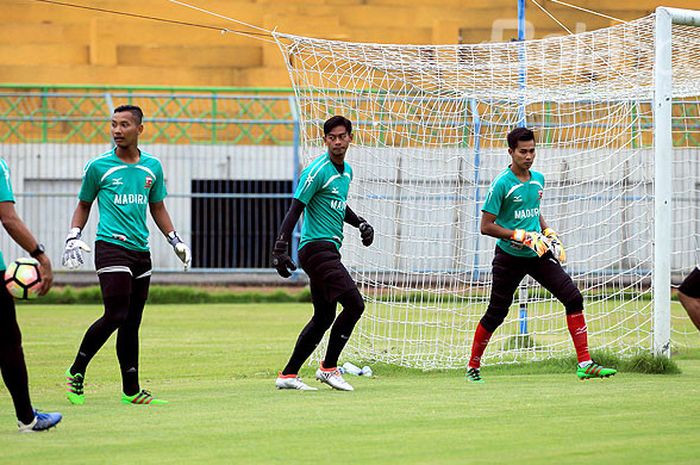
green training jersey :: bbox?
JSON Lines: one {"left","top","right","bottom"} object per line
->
{"left": 0, "top": 159, "right": 15, "bottom": 269}
{"left": 482, "top": 167, "right": 545, "bottom": 258}
{"left": 79, "top": 148, "right": 167, "bottom": 252}
{"left": 294, "top": 152, "right": 353, "bottom": 250}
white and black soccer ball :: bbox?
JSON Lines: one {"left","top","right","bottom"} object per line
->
{"left": 4, "top": 257, "right": 42, "bottom": 300}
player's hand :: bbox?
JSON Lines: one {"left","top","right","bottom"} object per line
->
{"left": 271, "top": 240, "right": 296, "bottom": 278}
{"left": 167, "top": 231, "right": 192, "bottom": 271}
{"left": 36, "top": 254, "right": 53, "bottom": 296}
{"left": 543, "top": 227, "right": 567, "bottom": 264}
{"left": 358, "top": 217, "right": 374, "bottom": 247}
{"left": 62, "top": 227, "right": 91, "bottom": 270}
{"left": 511, "top": 229, "right": 550, "bottom": 257}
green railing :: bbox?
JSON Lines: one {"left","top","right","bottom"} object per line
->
{"left": 0, "top": 84, "right": 297, "bottom": 145}
{"left": 2, "top": 84, "right": 699, "bottom": 147}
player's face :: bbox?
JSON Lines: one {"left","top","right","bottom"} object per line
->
{"left": 509, "top": 139, "right": 536, "bottom": 171}
{"left": 111, "top": 111, "right": 143, "bottom": 149}
{"left": 324, "top": 125, "right": 353, "bottom": 158}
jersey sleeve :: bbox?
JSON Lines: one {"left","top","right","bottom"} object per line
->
{"left": 78, "top": 160, "right": 100, "bottom": 202}
{"left": 149, "top": 160, "right": 167, "bottom": 203}
{"left": 481, "top": 178, "right": 503, "bottom": 216}
{"left": 0, "top": 159, "right": 15, "bottom": 203}
{"left": 293, "top": 165, "right": 321, "bottom": 205}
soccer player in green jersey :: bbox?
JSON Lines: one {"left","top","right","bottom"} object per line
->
{"left": 0, "top": 158, "right": 62, "bottom": 432}
{"left": 63, "top": 105, "right": 191, "bottom": 406}
{"left": 272, "top": 116, "right": 374, "bottom": 391}
{"left": 466, "top": 127, "right": 617, "bottom": 383}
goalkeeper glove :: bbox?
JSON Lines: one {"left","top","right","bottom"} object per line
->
{"left": 167, "top": 231, "right": 192, "bottom": 271}
{"left": 543, "top": 227, "right": 567, "bottom": 264}
{"left": 62, "top": 227, "right": 91, "bottom": 270}
{"left": 271, "top": 239, "right": 297, "bottom": 278}
{"left": 358, "top": 217, "right": 374, "bottom": 247}
{"left": 511, "top": 229, "right": 550, "bottom": 257}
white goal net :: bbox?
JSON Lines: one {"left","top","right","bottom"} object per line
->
{"left": 274, "top": 12, "right": 700, "bottom": 369}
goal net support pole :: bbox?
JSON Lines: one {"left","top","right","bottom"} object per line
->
{"left": 654, "top": 7, "right": 700, "bottom": 357}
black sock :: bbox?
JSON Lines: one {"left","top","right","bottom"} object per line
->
{"left": 70, "top": 351, "right": 90, "bottom": 376}
{"left": 70, "top": 314, "right": 122, "bottom": 376}
{"left": 121, "top": 367, "right": 139, "bottom": 396}
{"left": 282, "top": 299, "right": 336, "bottom": 375}
{"left": 71, "top": 279, "right": 132, "bottom": 376}
{"left": 323, "top": 319, "right": 353, "bottom": 368}
{"left": 116, "top": 280, "right": 147, "bottom": 396}
{"left": 282, "top": 318, "right": 332, "bottom": 375}
{"left": 323, "top": 289, "right": 365, "bottom": 368}
{"left": 0, "top": 346, "right": 35, "bottom": 424}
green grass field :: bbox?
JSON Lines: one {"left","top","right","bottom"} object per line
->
{"left": 1, "top": 303, "right": 699, "bottom": 465}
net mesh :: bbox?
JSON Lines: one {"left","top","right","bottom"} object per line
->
{"left": 274, "top": 14, "right": 700, "bottom": 369}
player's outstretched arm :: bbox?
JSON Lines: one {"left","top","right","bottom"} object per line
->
{"left": 62, "top": 201, "right": 93, "bottom": 270}
{"left": 0, "top": 201, "right": 53, "bottom": 295}
{"left": 271, "top": 199, "right": 304, "bottom": 278}
{"left": 150, "top": 200, "right": 192, "bottom": 271}
{"left": 345, "top": 206, "right": 373, "bottom": 246}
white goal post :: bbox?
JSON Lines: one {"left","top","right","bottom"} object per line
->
{"left": 654, "top": 7, "right": 700, "bottom": 357}
{"left": 274, "top": 7, "right": 700, "bottom": 368}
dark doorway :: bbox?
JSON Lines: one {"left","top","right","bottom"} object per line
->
{"left": 191, "top": 179, "right": 293, "bottom": 269}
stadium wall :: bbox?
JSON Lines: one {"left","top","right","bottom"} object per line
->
{"left": 1, "top": 143, "right": 697, "bottom": 285}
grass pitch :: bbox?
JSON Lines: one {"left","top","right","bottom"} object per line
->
{"left": 1, "top": 303, "right": 699, "bottom": 465}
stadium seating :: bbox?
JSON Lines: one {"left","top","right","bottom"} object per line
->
{"left": 0, "top": 0, "right": 693, "bottom": 87}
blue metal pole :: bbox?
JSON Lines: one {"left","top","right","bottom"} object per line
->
{"left": 518, "top": 283, "right": 529, "bottom": 335}
{"left": 470, "top": 98, "right": 483, "bottom": 283}
{"left": 517, "top": 0, "right": 527, "bottom": 127}
{"left": 517, "top": 0, "right": 529, "bottom": 336}
{"left": 518, "top": 0, "right": 526, "bottom": 41}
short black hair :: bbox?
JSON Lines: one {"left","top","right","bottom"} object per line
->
{"left": 507, "top": 127, "right": 535, "bottom": 150}
{"left": 323, "top": 116, "right": 352, "bottom": 136}
{"left": 113, "top": 105, "right": 143, "bottom": 124}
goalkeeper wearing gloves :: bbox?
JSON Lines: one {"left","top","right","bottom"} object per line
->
{"left": 63, "top": 105, "right": 190, "bottom": 406}
{"left": 465, "top": 127, "right": 615, "bottom": 384}
{"left": 272, "top": 116, "right": 373, "bottom": 392}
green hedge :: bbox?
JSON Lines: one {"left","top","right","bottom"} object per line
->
{"left": 19, "top": 285, "right": 666, "bottom": 305}
{"left": 18, "top": 285, "right": 312, "bottom": 305}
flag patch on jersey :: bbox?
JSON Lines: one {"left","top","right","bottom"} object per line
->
{"left": 144, "top": 176, "right": 153, "bottom": 189}
{"left": 538, "top": 189, "right": 543, "bottom": 199}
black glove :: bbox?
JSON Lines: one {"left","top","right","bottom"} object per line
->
{"left": 358, "top": 217, "right": 374, "bottom": 247}
{"left": 271, "top": 240, "right": 297, "bottom": 278}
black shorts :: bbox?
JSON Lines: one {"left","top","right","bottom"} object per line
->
{"left": 679, "top": 267, "right": 700, "bottom": 298}
{"left": 489, "top": 245, "right": 582, "bottom": 311}
{"left": 95, "top": 241, "right": 152, "bottom": 280}
{"left": 298, "top": 241, "right": 357, "bottom": 303}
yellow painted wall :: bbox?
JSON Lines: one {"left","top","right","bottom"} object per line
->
{"left": 1, "top": 0, "right": 697, "bottom": 87}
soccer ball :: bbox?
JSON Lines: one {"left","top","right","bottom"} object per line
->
{"left": 4, "top": 257, "right": 42, "bottom": 300}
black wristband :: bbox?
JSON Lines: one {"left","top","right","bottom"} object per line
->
{"left": 30, "top": 243, "right": 46, "bottom": 258}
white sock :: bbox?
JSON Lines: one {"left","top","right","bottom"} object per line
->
{"left": 17, "top": 416, "right": 37, "bottom": 432}
{"left": 578, "top": 360, "right": 593, "bottom": 368}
